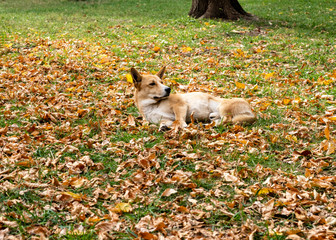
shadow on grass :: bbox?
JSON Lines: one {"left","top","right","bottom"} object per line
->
{"left": 241, "top": 0, "right": 335, "bottom": 37}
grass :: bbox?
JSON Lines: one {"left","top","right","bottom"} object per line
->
{"left": 0, "top": 0, "right": 335, "bottom": 239}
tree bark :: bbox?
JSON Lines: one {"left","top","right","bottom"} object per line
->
{"left": 189, "top": 0, "right": 254, "bottom": 20}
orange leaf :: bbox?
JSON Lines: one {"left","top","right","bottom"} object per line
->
{"left": 176, "top": 206, "right": 189, "bottom": 213}
{"left": 324, "top": 125, "right": 330, "bottom": 140}
{"left": 235, "top": 81, "right": 245, "bottom": 89}
{"left": 0, "top": 126, "right": 8, "bottom": 135}
{"left": 305, "top": 168, "right": 313, "bottom": 178}
{"left": 139, "top": 232, "right": 158, "bottom": 240}
{"left": 155, "top": 221, "right": 166, "bottom": 232}
{"left": 283, "top": 98, "right": 291, "bottom": 105}
{"left": 312, "top": 178, "right": 333, "bottom": 189}
{"left": 100, "top": 57, "right": 109, "bottom": 64}
{"left": 234, "top": 49, "right": 245, "bottom": 57}
{"left": 153, "top": 46, "right": 160, "bottom": 52}
{"left": 77, "top": 109, "right": 87, "bottom": 118}
{"left": 285, "top": 134, "right": 297, "bottom": 143}
{"left": 16, "top": 160, "right": 34, "bottom": 167}
{"left": 87, "top": 216, "right": 104, "bottom": 223}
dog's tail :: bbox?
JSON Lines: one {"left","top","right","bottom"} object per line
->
{"left": 232, "top": 113, "right": 256, "bottom": 124}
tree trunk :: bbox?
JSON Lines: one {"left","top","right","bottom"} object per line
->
{"left": 189, "top": 0, "right": 254, "bottom": 20}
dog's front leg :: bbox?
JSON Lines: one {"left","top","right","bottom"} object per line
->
{"left": 173, "top": 104, "right": 188, "bottom": 128}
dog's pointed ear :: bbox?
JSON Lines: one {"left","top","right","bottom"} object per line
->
{"left": 131, "top": 67, "right": 142, "bottom": 89}
{"left": 157, "top": 66, "right": 166, "bottom": 79}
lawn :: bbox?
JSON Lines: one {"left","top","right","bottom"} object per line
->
{"left": 0, "top": 0, "right": 335, "bottom": 239}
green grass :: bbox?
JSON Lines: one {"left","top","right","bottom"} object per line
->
{"left": 0, "top": 0, "right": 335, "bottom": 239}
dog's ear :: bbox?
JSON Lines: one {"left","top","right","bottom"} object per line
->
{"left": 157, "top": 66, "right": 166, "bottom": 79}
{"left": 131, "top": 67, "right": 142, "bottom": 89}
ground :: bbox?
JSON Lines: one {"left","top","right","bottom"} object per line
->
{"left": 0, "top": 0, "right": 335, "bottom": 239}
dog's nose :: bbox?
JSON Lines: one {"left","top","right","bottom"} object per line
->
{"left": 165, "top": 88, "right": 171, "bottom": 94}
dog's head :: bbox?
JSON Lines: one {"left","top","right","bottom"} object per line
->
{"left": 130, "top": 66, "right": 171, "bottom": 101}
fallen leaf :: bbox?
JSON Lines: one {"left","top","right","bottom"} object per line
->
{"left": 283, "top": 98, "right": 291, "bottom": 105}
{"left": 139, "top": 232, "right": 158, "bottom": 240}
{"left": 126, "top": 74, "right": 133, "bottom": 83}
{"left": 257, "top": 187, "right": 274, "bottom": 196}
{"left": 324, "top": 125, "right": 330, "bottom": 140}
{"left": 264, "top": 72, "right": 275, "bottom": 80}
{"left": 181, "top": 46, "right": 192, "bottom": 53}
{"left": 153, "top": 46, "right": 160, "bottom": 52}
{"left": 176, "top": 206, "right": 189, "bottom": 213}
{"left": 111, "top": 203, "right": 133, "bottom": 213}
{"left": 162, "top": 188, "right": 177, "bottom": 197}
{"left": 0, "top": 217, "right": 18, "bottom": 228}
{"left": 60, "top": 192, "right": 85, "bottom": 201}
{"left": 235, "top": 81, "right": 246, "bottom": 89}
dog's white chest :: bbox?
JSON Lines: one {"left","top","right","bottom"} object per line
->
{"left": 139, "top": 100, "right": 175, "bottom": 124}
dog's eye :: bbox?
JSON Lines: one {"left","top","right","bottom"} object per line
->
{"left": 149, "top": 82, "right": 156, "bottom": 86}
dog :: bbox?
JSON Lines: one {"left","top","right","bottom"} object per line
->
{"left": 130, "top": 66, "right": 256, "bottom": 130}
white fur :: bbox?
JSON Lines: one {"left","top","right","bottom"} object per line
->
{"left": 139, "top": 99, "right": 175, "bottom": 124}
{"left": 179, "top": 93, "right": 221, "bottom": 122}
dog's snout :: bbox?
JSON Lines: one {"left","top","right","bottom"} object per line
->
{"left": 165, "top": 87, "right": 171, "bottom": 94}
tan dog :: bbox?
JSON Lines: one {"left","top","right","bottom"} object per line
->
{"left": 131, "top": 67, "right": 256, "bottom": 130}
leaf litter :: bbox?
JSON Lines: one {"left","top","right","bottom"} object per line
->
{"left": 0, "top": 29, "right": 335, "bottom": 239}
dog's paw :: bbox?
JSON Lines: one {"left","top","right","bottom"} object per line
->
{"left": 180, "top": 122, "right": 188, "bottom": 128}
{"left": 209, "top": 112, "right": 220, "bottom": 121}
{"left": 159, "top": 124, "right": 170, "bottom": 132}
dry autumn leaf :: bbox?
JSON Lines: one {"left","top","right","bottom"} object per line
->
{"left": 153, "top": 46, "right": 160, "bottom": 52}
{"left": 181, "top": 46, "right": 192, "bottom": 53}
{"left": 0, "top": 217, "right": 18, "bottom": 228}
{"left": 15, "top": 160, "right": 34, "bottom": 167}
{"left": 60, "top": 192, "right": 85, "bottom": 201}
{"left": 139, "top": 232, "right": 158, "bottom": 240}
{"left": 324, "top": 125, "right": 330, "bottom": 140}
{"left": 1, "top": 3, "right": 335, "bottom": 239}
{"left": 283, "top": 98, "right": 291, "bottom": 105}
{"left": 257, "top": 187, "right": 275, "bottom": 196}
{"left": 111, "top": 203, "right": 133, "bottom": 213}
{"left": 162, "top": 188, "right": 177, "bottom": 197}
{"left": 126, "top": 74, "right": 133, "bottom": 83}
{"left": 264, "top": 72, "right": 275, "bottom": 80}
{"left": 235, "top": 81, "right": 246, "bottom": 89}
